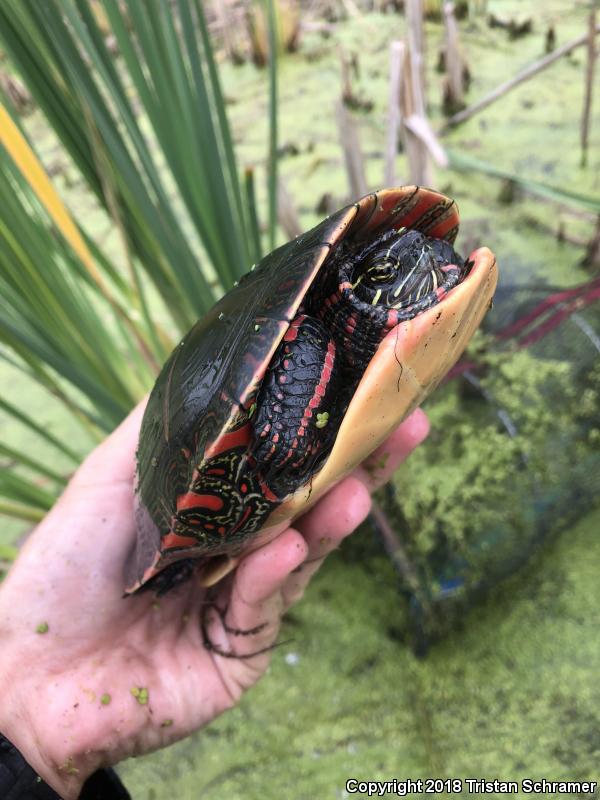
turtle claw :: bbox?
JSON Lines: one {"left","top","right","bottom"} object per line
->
{"left": 131, "top": 558, "right": 197, "bottom": 596}
{"left": 205, "top": 601, "right": 269, "bottom": 636}
{"left": 199, "top": 555, "right": 241, "bottom": 587}
{"left": 223, "top": 620, "right": 269, "bottom": 637}
{"left": 200, "top": 603, "right": 287, "bottom": 659}
{"left": 201, "top": 635, "right": 287, "bottom": 659}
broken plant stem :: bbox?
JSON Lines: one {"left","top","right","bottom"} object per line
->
{"left": 581, "top": 10, "right": 597, "bottom": 167}
{"left": 443, "top": 24, "right": 600, "bottom": 130}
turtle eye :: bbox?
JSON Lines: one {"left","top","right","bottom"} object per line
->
{"left": 346, "top": 226, "right": 465, "bottom": 313}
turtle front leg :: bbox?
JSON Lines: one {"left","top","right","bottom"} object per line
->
{"left": 250, "top": 314, "right": 342, "bottom": 498}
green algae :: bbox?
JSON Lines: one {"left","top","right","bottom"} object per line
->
{"left": 118, "top": 508, "right": 600, "bottom": 798}
{"left": 396, "top": 345, "right": 599, "bottom": 554}
{"left": 383, "top": 339, "right": 600, "bottom": 642}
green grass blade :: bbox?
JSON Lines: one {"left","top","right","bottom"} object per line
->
{"left": 447, "top": 150, "right": 600, "bottom": 214}
{"left": 0, "top": 501, "right": 44, "bottom": 524}
{"left": 267, "top": 0, "right": 279, "bottom": 250}
{"left": 0, "top": 471, "right": 56, "bottom": 510}
{"left": 0, "top": 542, "right": 19, "bottom": 560}
{"left": 0, "top": 442, "right": 67, "bottom": 484}
{"left": 0, "top": 396, "right": 80, "bottom": 462}
{"left": 191, "top": 0, "right": 254, "bottom": 277}
{"left": 0, "top": 0, "right": 283, "bottom": 527}
{"left": 245, "top": 166, "right": 263, "bottom": 264}
{"left": 0, "top": 158, "right": 142, "bottom": 423}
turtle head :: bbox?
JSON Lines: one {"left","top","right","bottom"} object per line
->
{"left": 350, "top": 228, "right": 467, "bottom": 312}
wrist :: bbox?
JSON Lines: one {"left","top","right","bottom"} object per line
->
{"left": 0, "top": 646, "right": 88, "bottom": 799}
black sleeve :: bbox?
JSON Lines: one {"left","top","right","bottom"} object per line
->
{"left": 0, "top": 733, "right": 131, "bottom": 800}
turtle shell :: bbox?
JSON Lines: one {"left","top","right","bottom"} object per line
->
{"left": 127, "top": 186, "right": 497, "bottom": 592}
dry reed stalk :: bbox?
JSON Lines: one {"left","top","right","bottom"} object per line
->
{"left": 400, "top": 32, "right": 432, "bottom": 185}
{"left": 405, "top": 0, "right": 426, "bottom": 93}
{"left": 246, "top": 0, "right": 301, "bottom": 67}
{"left": 211, "top": 0, "right": 237, "bottom": 62}
{"left": 404, "top": 114, "right": 448, "bottom": 167}
{"left": 277, "top": 177, "right": 302, "bottom": 239}
{"left": 336, "top": 99, "right": 367, "bottom": 198}
{"left": 340, "top": 48, "right": 354, "bottom": 107}
{"left": 369, "top": 499, "right": 421, "bottom": 595}
{"left": 340, "top": 0, "right": 361, "bottom": 17}
{"left": 385, "top": 41, "right": 406, "bottom": 185}
{"left": 442, "top": 1, "right": 466, "bottom": 115}
{"left": 444, "top": 24, "right": 600, "bottom": 129}
{"left": 582, "top": 216, "right": 600, "bottom": 271}
{"left": 581, "top": 10, "right": 597, "bottom": 167}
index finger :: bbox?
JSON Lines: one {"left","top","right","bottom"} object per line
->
{"left": 354, "top": 407, "right": 430, "bottom": 492}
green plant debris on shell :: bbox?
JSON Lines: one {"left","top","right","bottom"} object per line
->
{"left": 35, "top": 621, "right": 49, "bottom": 634}
{"left": 100, "top": 693, "right": 111, "bottom": 706}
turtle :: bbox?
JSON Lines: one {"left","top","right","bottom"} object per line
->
{"left": 127, "top": 186, "right": 497, "bottom": 594}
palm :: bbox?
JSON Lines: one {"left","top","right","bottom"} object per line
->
{"left": 0, "top": 402, "right": 428, "bottom": 797}
{"left": 0, "top": 416, "right": 284, "bottom": 757}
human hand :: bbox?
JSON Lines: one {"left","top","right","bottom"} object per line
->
{"left": 0, "top": 402, "right": 429, "bottom": 799}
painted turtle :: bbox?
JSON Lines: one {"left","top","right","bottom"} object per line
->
{"left": 127, "top": 186, "right": 497, "bottom": 593}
